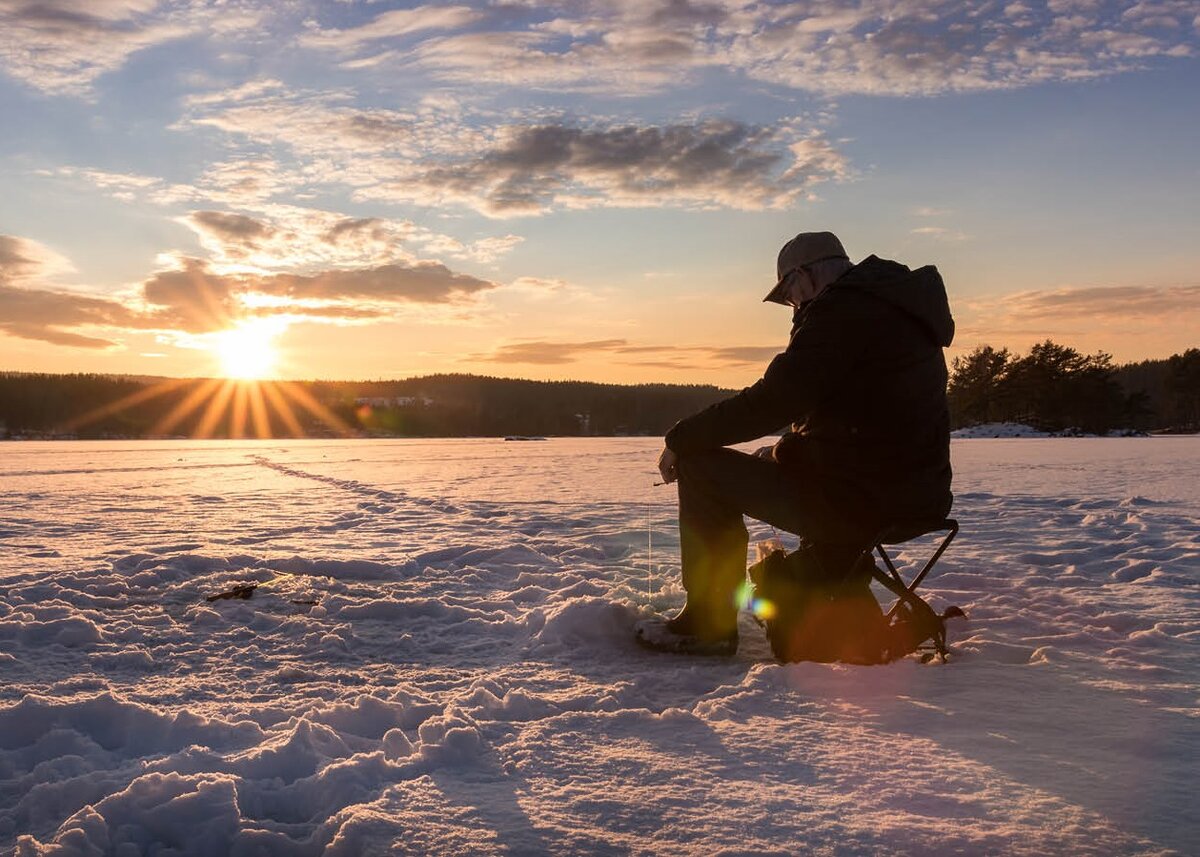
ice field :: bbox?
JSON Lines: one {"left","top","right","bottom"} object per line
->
{"left": 1, "top": 437, "right": 1197, "bottom": 855}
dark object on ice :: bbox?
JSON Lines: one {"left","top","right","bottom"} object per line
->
{"left": 749, "top": 519, "right": 963, "bottom": 664}
{"left": 290, "top": 598, "right": 319, "bottom": 606}
{"left": 503, "top": 435, "right": 547, "bottom": 441}
{"left": 206, "top": 583, "right": 258, "bottom": 602}
{"left": 635, "top": 612, "right": 738, "bottom": 657}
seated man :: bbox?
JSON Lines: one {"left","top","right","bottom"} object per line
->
{"left": 640, "top": 231, "right": 955, "bottom": 656}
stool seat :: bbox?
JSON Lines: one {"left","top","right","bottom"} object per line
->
{"left": 877, "top": 517, "right": 958, "bottom": 545}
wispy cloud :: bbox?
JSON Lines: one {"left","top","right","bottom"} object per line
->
{"left": 954, "top": 282, "right": 1200, "bottom": 355}
{"left": 139, "top": 257, "right": 500, "bottom": 334}
{"left": 180, "top": 207, "right": 412, "bottom": 273}
{"left": 396, "top": 120, "right": 847, "bottom": 216}
{"left": 476, "top": 338, "right": 782, "bottom": 368}
{"left": 298, "top": 4, "right": 483, "bottom": 51}
{"left": 0, "top": 285, "right": 132, "bottom": 348}
{"left": 0, "top": 231, "right": 504, "bottom": 349}
{"left": 49, "top": 166, "right": 200, "bottom": 206}
{"left": 0, "top": 234, "right": 73, "bottom": 280}
{"left": 297, "top": 0, "right": 1198, "bottom": 97}
{"left": 6, "top": 2, "right": 1194, "bottom": 99}
{"left": 980, "top": 283, "right": 1200, "bottom": 320}
{"left": 0, "top": 0, "right": 205, "bottom": 95}
{"left": 183, "top": 89, "right": 850, "bottom": 216}
{"left": 910, "top": 226, "right": 971, "bottom": 242}
{"left": 180, "top": 205, "right": 523, "bottom": 270}
{"left": 49, "top": 159, "right": 528, "bottom": 267}
{"left": 1, "top": 235, "right": 130, "bottom": 346}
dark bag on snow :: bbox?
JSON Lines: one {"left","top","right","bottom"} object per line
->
{"left": 748, "top": 545, "right": 946, "bottom": 664}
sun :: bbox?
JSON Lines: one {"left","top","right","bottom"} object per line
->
{"left": 213, "top": 319, "right": 283, "bottom": 380}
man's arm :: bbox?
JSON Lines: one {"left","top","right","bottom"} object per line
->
{"left": 663, "top": 294, "right": 860, "bottom": 455}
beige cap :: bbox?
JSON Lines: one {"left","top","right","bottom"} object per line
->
{"left": 763, "top": 231, "right": 848, "bottom": 304}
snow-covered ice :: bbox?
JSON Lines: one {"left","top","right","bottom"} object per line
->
{"left": 1, "top": 437, "right": 1196, "bottom": 855}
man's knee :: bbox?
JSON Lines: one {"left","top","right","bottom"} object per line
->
{"left": 675, "top": 447, "right": 744, "bottom": 485}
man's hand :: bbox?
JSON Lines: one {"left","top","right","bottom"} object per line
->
{"left": 752, "top": 444, "right": 775, "bottom": 461}
{"left": 657, "top": 447, "right": 679, "bottom": 484}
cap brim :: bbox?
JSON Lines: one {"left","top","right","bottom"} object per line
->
{"left": 762, "top": 277, "right": 791, "bottom": 305}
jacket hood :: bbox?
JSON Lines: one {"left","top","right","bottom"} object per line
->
{"left": 834, "top": 255, "right": 955, "bottom": 347}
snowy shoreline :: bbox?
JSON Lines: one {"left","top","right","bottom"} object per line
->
{"left": 1, "top": 438, "right": 1196, "bottom": 855}
{"left": 950, "top": 422, "right": 1160, "bottom": 439}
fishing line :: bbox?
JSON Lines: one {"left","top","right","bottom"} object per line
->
{"left": 646, "top": 495, "right": 653, "bottom": 605}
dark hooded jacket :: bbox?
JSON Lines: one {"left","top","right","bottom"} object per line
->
{"left": 665, "top": 255, "right": 955, "bottom": 542}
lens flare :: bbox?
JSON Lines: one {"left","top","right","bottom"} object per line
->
{"left": 735, "top": 580, "right": 777, "bottom": 620}
{"left": 751, "top": 597, "right": 777, "bottom": 621}
{"left": 735, "top": 580, "right": 756, "bottom": 611}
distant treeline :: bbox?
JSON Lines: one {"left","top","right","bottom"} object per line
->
{"left": 948, "top": 342, "right": 1200, "bottom": 434}
{"left": 0, "top": 372, "right": 731, "bottom": 439}
{"left": 2, "top": 343, "right": 1197, "bottom": 439}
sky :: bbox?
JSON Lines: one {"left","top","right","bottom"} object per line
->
{"left": 1, "top": 0, "right": 1198, "bottom": 388}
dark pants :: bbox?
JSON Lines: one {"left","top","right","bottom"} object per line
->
{"left": 676, "top": 447, "right": 863, "bottom": 634}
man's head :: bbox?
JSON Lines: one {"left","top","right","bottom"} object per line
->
{"left": 763, "top": 231, "right": 851, "bottom": 307}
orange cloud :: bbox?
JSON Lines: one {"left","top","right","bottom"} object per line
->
{"left": 476, "top": 339, "right": 781, "bottom": 368}
{"left": 0, "top": 232, "right": 502, "bottom": 349}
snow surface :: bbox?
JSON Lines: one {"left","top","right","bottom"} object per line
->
{"left": 1, "top": 437, "right": 1197, "bottom": 856}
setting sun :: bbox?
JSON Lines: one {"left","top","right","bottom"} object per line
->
{"left": 213, "top": 320, "right": 283, "bottom": 380}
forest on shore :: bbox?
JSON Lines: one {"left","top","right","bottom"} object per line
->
{"left": 947, "top": 342, "right": 1199, "bottom": 435}
{"left": 1, "top": 342, "right": 1197, "bottom": 439}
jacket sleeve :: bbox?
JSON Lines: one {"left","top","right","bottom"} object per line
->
{"left": 664, "top": 294, "right": 860, "bottom": 454}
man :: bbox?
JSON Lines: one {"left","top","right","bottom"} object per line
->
{"left": 638, "top": 231, "right": 955, "bottom": 656}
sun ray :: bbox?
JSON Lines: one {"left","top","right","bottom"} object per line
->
{"left": 151, "top": 378, "right": 224, "bottom": 437}
{"left": 276, "top": 380, "right": 356, "bottom": 437}
{"left": 229, "top": 381, "right": 250, "bottom": 439}
{"left": 246, "top": 380, "right": 273, "bottom": 439}
{"left": 189, "top": 263, "right": 234, "bottom": 332}
{"left": 260, "top": 380, "right": 306, "bottom": 437}
{"left": 61, "top": 378, "right": 189, "bottom": 433}
{"left": 194, "top": 379, "right": 237, "bottom": 439}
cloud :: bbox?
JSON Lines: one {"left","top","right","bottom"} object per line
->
{"left": 0, "top": 230, "right": 503, "bottom": 349}
{"left": 910, "top": 226, "right": 971, "bottom": 242}
{"left": 51, "top": 166, "right": 200, "bottom": 206}
{"left": 186, "top": 91, "right": 425, "bottom": 155}
{"left": 139, "top": 258, "right": 240, "bottom": 333}
{"left": 483, "top": 339, "right": 630, "bottom": 365}
{"left": 0, "top": 234, "right": 47, "bottom": 280}
{"left": 140, "top": 256, "right": 500, "bottom": 333}
{"left": 254, "top": 262, "right": 498, "bottom": 305}
{"left": 313, "top": 0, "right": 1198, "bottom": 97}
{"left": 185, "top": 86, "right": 848, "bottom": 216}
{"left": 190, "top": 210, "right": 273, "bottom": 242}
{"left": 9, "top": 1, "right": 1193, "bottom": 100}
{"left": 180, "top": 205, "right": 523, "bottom": 270}
{"left": 953, "top": 281, "right": 1200, "bottom": 356}
{"left": 0, "top": 0, "right": 193, "bottom": 95}
{"left": 0, "top": 234, "right": 75, "bottom": 281}
{"left": 195, "top": 158, "right": 292, "bottom": 204}
{"left": 1, "top": 234, "right": 131, "bottom": 346}
{"left": 299, "top": 4, "right": 483, "bottom": 50}
{"left": 982, "top": 283, "right": 1200, "bottom": 320}
{"left": 361, "top": 118, "right": 847, "bottom": 216}
{"left": 477, "top": 338, "right": 782, "bottom": 367}
{"left": 0, "top": 284, "right": 135, "bottom": 347}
